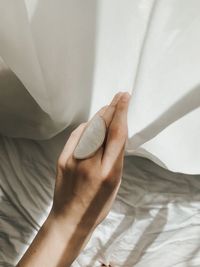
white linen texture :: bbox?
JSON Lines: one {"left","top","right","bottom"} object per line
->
{"left": 0, "top": 0, "right": 200, "bottom": 174}
{"left": 1, "top": 1, "right": 200, "bottom": 266}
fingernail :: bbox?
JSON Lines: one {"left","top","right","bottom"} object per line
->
{"left": 121, "top": 92, "right": 131, "bottom": 102}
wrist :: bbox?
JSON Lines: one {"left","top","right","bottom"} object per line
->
{"left": 47, "top": 209, "right": 92, "bottom": 239}
{"left": 37, "top": 211, "right": 93, "bottom": 267}
{"left": 49, "top": 202, "right": 97, "bottom": 237}
{"left": 17, "top": 209, "right": 90, "bottom": 267}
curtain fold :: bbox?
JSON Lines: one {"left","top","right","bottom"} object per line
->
{"left": 0, "top": 0, "right": 199, "bottom": 174}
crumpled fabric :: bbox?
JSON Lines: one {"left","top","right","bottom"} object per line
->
{"left": 1, "top": 132, "right": 200, "bottom": 267}
{"left": 0, "top": 0, "right": 200, "bottom": 174}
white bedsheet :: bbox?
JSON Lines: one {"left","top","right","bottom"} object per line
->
{"left": 1, "top": 130, "right": 200, "bottom": 267}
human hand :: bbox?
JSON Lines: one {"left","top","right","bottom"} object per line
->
{"left": 16, "top": 92, "right": 131, "bottom": 267}
{"left": 51, "top": 92, "right": 131, "bottom": 232}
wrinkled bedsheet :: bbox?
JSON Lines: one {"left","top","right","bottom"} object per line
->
{"left": 1, "top": 130, "right": 200, "bottom": 267}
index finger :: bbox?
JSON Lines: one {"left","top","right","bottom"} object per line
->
{"left": 101, "top": 92, "right": 123, "bottom": 128}
{"left": 102, "top": 92, "right": 131, "bottom": 170}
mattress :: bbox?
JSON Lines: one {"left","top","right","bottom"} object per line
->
{"left": 1, "top": 129, "right": 200, "bottom": 267}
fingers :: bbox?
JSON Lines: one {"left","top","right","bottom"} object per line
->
{"left": 101, "top": 92, "right": 123, "bottom": 128}
{"left": 87, "top": 93, "right": 123, "bottom": 161}
{"left": 69, "top": 106, "right": 107, "bottom": 159}
{"left": 58, "top": 91, "right": 126, "bottom": 168}
{"left": 102, "top": 92, "right": 131, "bottom": 171}
{"left": 58, "top": 123, "right": 87, "bottom": 167}
{"left": 58, "top": 103, "right": 109, "bottom": 165}
{"left": 58, "top": 97, "right": 115, "bottom": 166}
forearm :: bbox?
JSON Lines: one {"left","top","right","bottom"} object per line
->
{"left": 16, "top": 92, "right": 129, "bottom": 267}
{"left": 16, "top": 212, "right": 93, "bottom": 267}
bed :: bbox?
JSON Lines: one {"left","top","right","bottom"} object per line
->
{"left": 1, "top": 1, "right": 200, "bottom": 266}
{"left": 1, "top": 129, "right": 200, "bottom": 267}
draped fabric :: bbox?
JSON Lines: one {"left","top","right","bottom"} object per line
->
{"left": 1, "top": 132, "right": 200, "bottom": 266}
{"left": 0, "top": 0, "right": 199, "bottom": 174}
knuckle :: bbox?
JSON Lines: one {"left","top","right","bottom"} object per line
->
{"left": 57, "top": 157, "right": 66, "bottom": 171}
{"left": 103, "top": 175, "right": 119, "bottom": 188}
{"left": 66, "top": 157, "right": 76, "bottom": 170}
{"left": 57, "top": 156, "right": 75, "bottom": 173}
{"left": 109, "top": 127, "right": 120, "bottom": 138}
{"left": 102, "top": 169, "right": 120, "bottom": 188}
{"left": 109, "top": 127, "right": 126, "bottom": 140}
{"left": 119, "top": 101, "right": 127, "bottom": 109}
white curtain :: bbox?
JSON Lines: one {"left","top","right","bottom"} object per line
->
{"left": 0, "top": 0, "right": 199, "bottom": 174}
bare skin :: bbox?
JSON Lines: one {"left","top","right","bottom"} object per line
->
{"left": 16, "top": 91, "right": 131, "bottom": 267}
